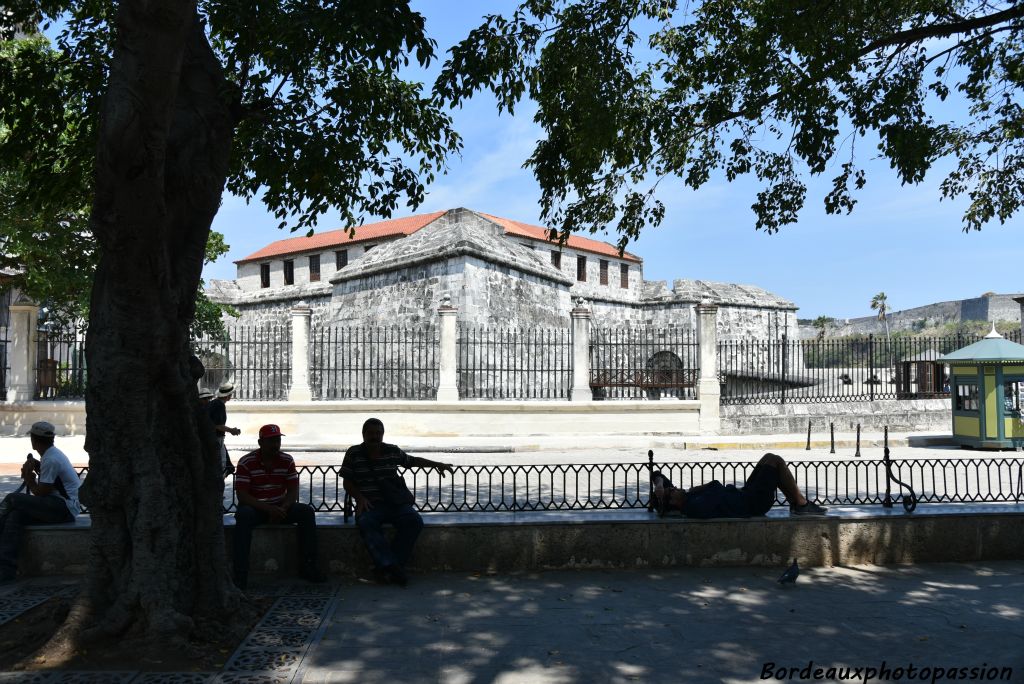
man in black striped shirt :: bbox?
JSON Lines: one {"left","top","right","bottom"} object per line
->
{"left": 342, "top": 418, "right": 453, "bottom": 586}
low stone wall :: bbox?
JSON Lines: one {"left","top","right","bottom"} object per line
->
{"left": 0, "top": 399, "right": 701, "bottom": 440}
{"left": 721, "top": 399, "right": 950, "bottom": 434}
{"left": 17, "top": 508, "right": 1024, "bottom": 578}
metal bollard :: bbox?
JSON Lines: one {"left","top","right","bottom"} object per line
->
{"left": 647, "top": 449, "right": 655, "bottom": 512}
{"left": 855, "top": 423, "right": 861, "bottom": 458}
{"left": 829, "top": 422, "right": 835, "bottom": 454}
{"left": 806, "top": 420, "right": 812, "bottom": 450}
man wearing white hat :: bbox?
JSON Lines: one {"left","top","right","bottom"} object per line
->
{"left": 208, "top": 382, "right": 240, "bottom": 475}
{"left": 0, "top": 421, "right": 80, "bottom": 583}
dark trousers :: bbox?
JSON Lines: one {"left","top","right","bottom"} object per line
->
{"left": 356, "top": 502, "right": 424, "bottom": 570}
{"left": 0, "top": 492, "right": 74, "bottom": 577}
{"left": 233, "top": 503, "right": 318, "bottom": 580}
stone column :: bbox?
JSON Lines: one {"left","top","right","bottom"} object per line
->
{"left": 696, "top": 300, "right": 721, "bottom": 434}
{"left": 569, "top": 299, "right": 592, "bottom": 402}
{"left": 7, "top": 296, "right": 39, "bottom": 402}
{"left": 436, "top": 296, "right": 459, "bottom": 401}
{"left": 288, "top": 302, "right": 313, "bottom": 402}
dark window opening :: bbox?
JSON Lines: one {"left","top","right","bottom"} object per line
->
{"left": 283, "top": 259, "right": 294, "bottom": 285}
{"left": 620, "top": 263, "right": 629, "bottom": 289}
{"left": 600, "top": 259, "right": 609, "bottom": 285}
{"left": 576, "top": 255, "right": 586, "bottom": 282}
{"left": 364, "top": 244, "right": 375, "bottom": 253}
{"left": 551, "top": 251, "right": 561, "bottom": 269}
{"left": 260, "top": 263, "right": 270, "bottom": 288}
{"left": 955, "top": 382, "right": 979, "bottom": 412}
{"left": 309, "top": 254, "right": 320, "bottom": 282}
{"left": 336, "top": 249, "right": 348, "bottom": 270}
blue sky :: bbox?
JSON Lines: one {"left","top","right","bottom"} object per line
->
{"left": 204, "top": 1, "right": 1024, "bottom": 321}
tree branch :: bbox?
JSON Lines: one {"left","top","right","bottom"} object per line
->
{"left": 861, "top": 4, "right": 1024, "bottom": 54}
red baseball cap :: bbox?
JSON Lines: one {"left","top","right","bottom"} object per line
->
{"left": 258, "top": 424, "right": 284, "bottom": 439}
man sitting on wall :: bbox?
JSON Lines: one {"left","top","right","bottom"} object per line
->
{"left": 0, "top": 421, "right": 81, "bottom": 583}
{"left": 342, "top": 418, "right": 454, "bottom": 587}
{"left": 232, "top": 424, "right": 325, "bottom": 590}
{"left": 651, "top": 453, "right": 827, "bottom": 518}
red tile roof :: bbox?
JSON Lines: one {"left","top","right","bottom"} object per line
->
{"left": 236, "top": 209, "right": 641, "bottom": 264}
{"left": 480, "top": 213, "right": 641, "bottom": 263}
{"left": 235, "top": 212, "right": 446, "bottom": 263}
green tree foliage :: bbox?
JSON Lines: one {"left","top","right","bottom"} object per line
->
{"left": 0, "top": 0, "right": 463, "bottom": 647}
{"left": 812, "top": 315, "right": 835, "bottom": 340}
{"left": 439, "top": 0, "right": 1024, "bottom": 247}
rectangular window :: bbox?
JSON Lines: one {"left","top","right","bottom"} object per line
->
{"left": 1005, "top": 380, "right": 1023, "bottom": 417}
{"left": 336, "top": 249, "right": 348, "bottom": 270}
{"left": 576, "top": 255, "right": 586, "bottom": 282}
{"left": 283, "top": 259, "right": 294, "bottom": 286}
{"left": 551, "top": 251, "right": 561, "bottom": 269}
{"left": 955, "top": 382, "right": 979, "bottom": 412}
{"left": 260, "top": 263, "right": 270, "bottom": 288}
{"left": 309, "top": 254, "right": 320, "bottom": 282}
{"left": 600, "top": 259, "right": 609, "bottom": 285}
{"left": 620, "top": 263, "right": 629, "bottom": 289}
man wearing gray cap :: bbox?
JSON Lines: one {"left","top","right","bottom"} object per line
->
{"left": 0, "top": 421, "right": 81, "bottom": 583}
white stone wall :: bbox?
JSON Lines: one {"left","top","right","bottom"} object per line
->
{"left": 460, "top": 257, "right": 571, "bottom": 326}
{"left": 542, "top": 245, "right": 642, "bottom": 303}
{"left": 237, "top": 243, "right": 389, "bottom": 293}
{"left": 329, "top": 258, "right": 464, "bottom": 327}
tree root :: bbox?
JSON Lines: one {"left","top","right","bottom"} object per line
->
{"left": 17, "top": 590, "right": 94, "bottom": 669}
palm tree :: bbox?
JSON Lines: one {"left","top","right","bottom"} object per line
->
{"left": 870, "top": 292, "right": 893, "bottom": 378}
{"left": 812, "top": 315, "right": 833, "bottom": 340}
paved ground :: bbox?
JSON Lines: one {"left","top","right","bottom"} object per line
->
{"left": 3, "top": 562, "right": 1021, "bottom": 683}
{"left": 299, "top": 562, "right": 1024, "bottom": 684}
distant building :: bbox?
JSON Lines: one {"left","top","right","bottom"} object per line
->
{"left": 207, "top": 208, "right": 799, "bottom": 338}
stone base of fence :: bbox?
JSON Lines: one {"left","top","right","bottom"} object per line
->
{"left": 721, "top": 398, "right": 950, "bottom": 435}
{"left": 0, "top": 399, "right": 702, "bottom": 441}
{"left": 16, "top": 505, "right": 1024, "bottom": 578}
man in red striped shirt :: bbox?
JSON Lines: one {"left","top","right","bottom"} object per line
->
{"left": 232, "top": 424, "right": 325, "bottom": 590}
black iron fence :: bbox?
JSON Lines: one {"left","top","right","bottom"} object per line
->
{"left": 591, "top": 327, "right": 699, "bottom": 400}
{"left": 0, "top": 325, "right": 8, "bottom": 397}
{"left": 60, "top": 455, "right": 1024, "bottom": 515}
{"left": 192, "top": 325, "right": 291, "bottom": 401}
{"left": 718, "top": 333, "right": 1008, "bottom": 404}
{"left": 457, "top": 326, "right": 572, "bottom": 399}
{"left": 35, "top": 326, "right": 87, "bottom": 400}
{"left": 309, "top": 325, "right": 439, "bottom": 400}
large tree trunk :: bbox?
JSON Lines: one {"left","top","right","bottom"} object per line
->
{"left": 68, "top": 0, "right": 240, "bottom": 643}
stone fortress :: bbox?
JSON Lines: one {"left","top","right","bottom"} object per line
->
{"left": 207, "top": 207, "right": 798, "bottom": 338}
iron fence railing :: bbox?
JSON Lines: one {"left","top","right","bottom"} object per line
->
{"left": 0, "top": 325, "right": 8, "bottom": 397}
{"left": 591, "top": 327, "right": 699, "bottom": 400}
{"left": 192, "top": 325, "right": 291, "bottom": 401}
{"left": 65, "top": 455, "right": 1024, "bottom": 515}
{"left": 35, "top": 326, "right": 87, "bottom": 400}
{"left": 718, "top": 333, "right": 999, "bottom": 405}
{"left": 309, "top": 325, "right": 439, "bottom": 400}
{"left": 457, "top": 326, "right": 572, "bottom": 399}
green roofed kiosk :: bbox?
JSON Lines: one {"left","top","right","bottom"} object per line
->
{"left": 939, "top": 325, "right": 1024, "bottom": 449}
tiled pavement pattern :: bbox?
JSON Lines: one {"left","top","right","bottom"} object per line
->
{"left": 0, "top": 580, "right": 339, "bottom": 684}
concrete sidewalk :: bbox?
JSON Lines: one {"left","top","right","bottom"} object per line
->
{"left": 0, "top": 429, "right": 959, "bottom": 467}
{"left": 298, "top": 562, "right": 1024, "bottom": 684}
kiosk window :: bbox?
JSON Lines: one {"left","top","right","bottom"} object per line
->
{"left": 1004, "top": 380, "right": 1024, "bottom": 416}
{"left": 955, "top": 382, "right": 979, "bottom": 412}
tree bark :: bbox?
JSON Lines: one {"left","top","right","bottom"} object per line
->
{"left": 72, "top": 0, "right": 240, "bottom": 642}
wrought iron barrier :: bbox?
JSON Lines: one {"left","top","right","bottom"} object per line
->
{"left": 67, "top": 455, "right": 1024, "bottom": 515}
{"left": 309, "top": 325, "right": 439, "bottom": 400}
{"left": 0, "top": 325, "right": 8, "bottom": 397}
{"left": 457, "top": 325, "right": 572, "bottom": 399}
{"left": 590, "top": 327, "right": 699, "bottom": 400}
{"left": 35, "top": 326, "right": 87, "bottom": 400}
{"left": 192, "top": 324, "right": 292, "bottom": 401}
{"left": 718, "top": 333, "right": 1004, "bottom": 405}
